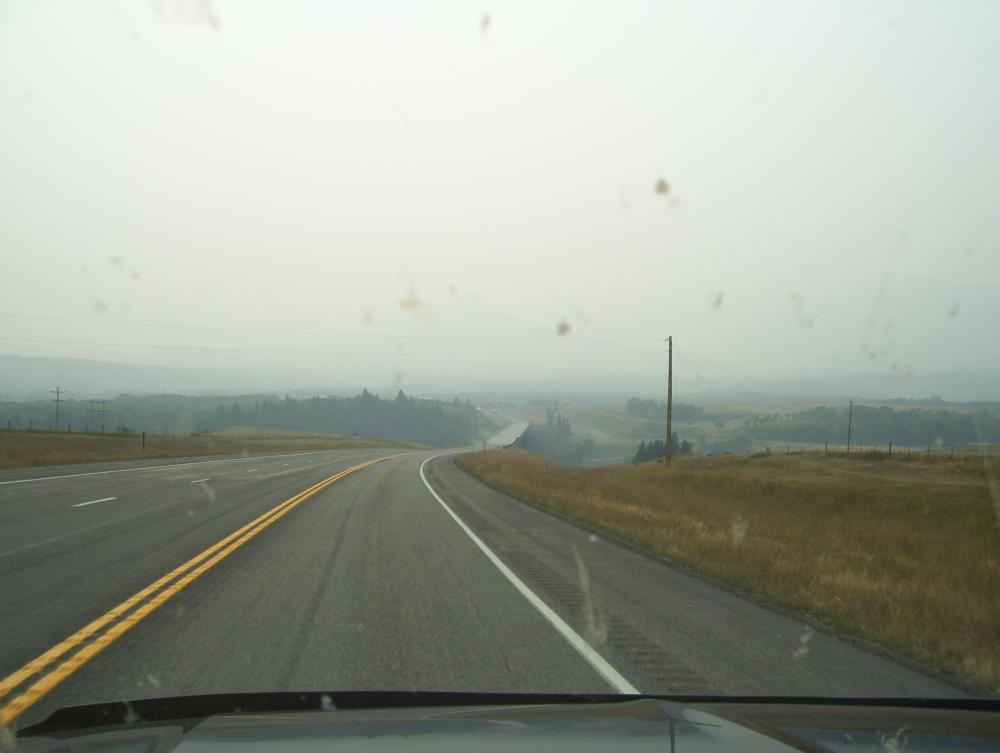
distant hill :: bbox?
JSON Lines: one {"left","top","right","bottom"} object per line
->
{"left": 746, "top": 372, "right": 999, "bottom": 403}
{"left": 2, "top": 354, "right": 996, "bottom": 404}
{"left": 0, "top": 354, "right": 287, "bottom": 400}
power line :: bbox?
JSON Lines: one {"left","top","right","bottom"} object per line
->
{"left": 0, "top": 314, "right": 662, "bottom": 344}
{"left": 0, "top": 336, "right": 664, "bottom": 358}
{"left": 675, "top": 345, "right": 775, "bottom": 394}
{"left": 672, "top": 350, "right": 733, "bottom": 410}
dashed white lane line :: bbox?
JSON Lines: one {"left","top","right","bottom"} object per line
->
{"left": 190, "top": 478, "right": 210, "bottom": 484}
{"left": 72, "top": 497, "right": 117, "bottom": 509}
{"left": 0, "top": 450, "right": 338, "bottom": 486}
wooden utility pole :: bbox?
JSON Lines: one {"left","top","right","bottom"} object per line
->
{"left": 665, "top": 336, "right": 673, "bottom": 464}
{"left": 50, "top": 386, "right": 63, "bottom": 431}
{"left": 846, "top": 400, "right": 853, "bottom": 454}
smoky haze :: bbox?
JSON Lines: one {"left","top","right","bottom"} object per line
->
{"left": 1, "top": 1, "right": 998, "bottom": 398}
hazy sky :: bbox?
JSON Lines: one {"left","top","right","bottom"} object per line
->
{"left": 2, "top": 0, "right": 998, "bottom": 392}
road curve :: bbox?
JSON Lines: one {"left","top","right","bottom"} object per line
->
{"left": 0, "top": 436, "right": 969, "bottom": 729}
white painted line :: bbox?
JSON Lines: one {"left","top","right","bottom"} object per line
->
{"left": 190, "top": 478, "right": 210, "bottom": 484}
{"left": 247, "top": 469, "right": 258, "bottom": 473}
{"left": 72, "top": 497, "right": 117, "bottom": 508}
{"left": 0, "top": 450, "right": 337, "bottom": 486}
{"left": 418, "top": 455, "right": 639, "bottom": 694}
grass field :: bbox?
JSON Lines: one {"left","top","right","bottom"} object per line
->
{"left": 457, "top": 449, "right": 1000, "bottom": 690}
{"left": 0, "top": 427, "right": 421, "bottom": 469}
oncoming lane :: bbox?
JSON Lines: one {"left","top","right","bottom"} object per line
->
{"left": 0, "top": 446, "right": 402, "bottom": 706}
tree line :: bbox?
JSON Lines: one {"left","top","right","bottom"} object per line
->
{"left": 625, "top": 397, "right": 705, "bottom": 422}
{"left": 194, "top": 390, "right": 481, "bottom": 446}
{"left": 0, "top": 393, "right": 270, "bottom": 435}
{"left": 743, "top": 405, "right": 1000, "bottom": 446}
{"left": 514, "top": 410, "right": 597, "bottom": 464}
{"left": 631, "top": 435, "right": 693, "bottom": 463}
{"left": 1, "top": 390, "right": 486, "bottom": 446}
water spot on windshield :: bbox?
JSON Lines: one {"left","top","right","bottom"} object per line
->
{"left": 392, "top": 99, "right": 412, "bottom": 126}
{"left": 399, "top": 280, "right": 429, "bottom": 320}
{"left": 618, "top": 183, "right": 630, "bottom": 211}
{"left": 152, "top": 0, "right": 221, "bottom": 31}
{"left": 655, "top": 178, "right": 671, "bottom": 195}
{"left": 789, "top": 292, "right": 816, "bottom": 330}
{"left": 573, "top": 546, "right": 608, "bottom": 646}
{"left": 889, "top": 363, "right": 913, "bottom": 383}
{"left": 792, "top": 627, "right": 813, "bottom": 659}
{"left": 122, "top": 701, "right": 141, "bottom": 725}
{"left": 731, "top": 516, "right": 749, "bottom": 545}
{"left": 199, "top": 480, "right": 217, "bottom": 503}
{"left": 709, "top": 291, "right": 725, "bottom": 313}
{"left": 878, "top": 726, "right": 908, "bottom": 753}
{"left": 556, "top": 319, "right": 571, "bottom": 336}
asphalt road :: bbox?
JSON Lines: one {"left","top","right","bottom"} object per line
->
{"left": 0, "top": 428, "right": 970, "bottom": 730}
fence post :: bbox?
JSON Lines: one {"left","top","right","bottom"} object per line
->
{"left": 28, "top": 420, "right": 32, "bottom": 432}
{"left": 142, "top": 431, "right": 146, "bottom": 450}
{"left": 889, "top": 441, "right": 892, "bottom": 455}
{"left": 951, "top": 446, "right": 954, "bottom": 462}
{"left": 926, "top": 444, "right": 930, "bottom": 458}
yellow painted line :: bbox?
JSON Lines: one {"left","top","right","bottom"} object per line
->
{"left": 0, "top": 456, "right": 393, "bottom": 727}
{"left": 0, "top": 466, "right": 349, "bottom": 699}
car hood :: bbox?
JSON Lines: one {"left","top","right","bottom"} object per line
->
{"left": 12, "top": 692, "right": 1000, "bottom": 753}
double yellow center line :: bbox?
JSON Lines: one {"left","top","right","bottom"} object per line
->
{"left": 0, "top": 456, "right": 388, "bottom": 728}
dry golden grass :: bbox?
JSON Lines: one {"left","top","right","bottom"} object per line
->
{"left": 457, "top": 449, "right": 1000, "bottom": 690}
{"left": 0, "top": 429, "right": 417, "bottom": 469}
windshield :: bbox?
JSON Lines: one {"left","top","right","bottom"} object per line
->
{"left": 1, "top": 0, "right": 997, "bottom": 734}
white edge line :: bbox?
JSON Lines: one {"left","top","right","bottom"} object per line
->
{"left": 72, "top": 496, "right": 117, "bottom": 508}
{"left": 0, "top": 450, "right": 336, "bottom": 486}
{"left": 418, "top": 454, "right": 639, "bottom": 694}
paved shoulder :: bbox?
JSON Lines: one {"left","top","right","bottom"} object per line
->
{"left": 425, "top": 455, "right": 969, "bottom": 698}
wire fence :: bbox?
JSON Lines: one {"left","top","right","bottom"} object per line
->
{"left": 747, "top": 441, "right": 1000, "bottom": 460}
